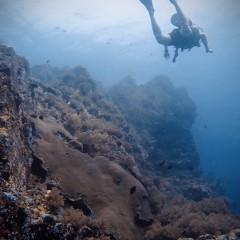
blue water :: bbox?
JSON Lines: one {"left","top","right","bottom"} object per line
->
{"left": 1, "top": 0, "right": 240, "bottom": 212}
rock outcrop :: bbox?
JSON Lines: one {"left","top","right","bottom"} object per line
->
{"left": 32, "top": 117, "right": 153, "bottom": 239}
{"left": 109, "top": 75, "right": 199, "bottom": 175}
{"left": 0, "top": 45, "right": 33, "bottom": 190}
{"left": 179, "top": 229, "right": 240, "bottom": 240}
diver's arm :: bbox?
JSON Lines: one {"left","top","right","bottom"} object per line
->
{"left": 164, "top": 45, "right": 170, "bottom": 60}
{"left": 200, "top": 32, "right": 213, "bottom": 53}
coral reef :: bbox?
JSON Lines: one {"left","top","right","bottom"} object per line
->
{"left": 0, "top": 45, "right": 33, "bottom": 190}
{"left": 0, "top": 45, "right": 239, "bottom": 239}
{"left": 109, "top": 75, "right": 199, "bottom": 174}
{"left": 144, "top": 195, "right": 239, "bottom": 239}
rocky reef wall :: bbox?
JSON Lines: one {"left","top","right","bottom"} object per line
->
{"left": 0, "top": 47, "right": 239, "bottom": 240}
{"left": 0, "top": 45, "right": 32, "bottom": 190}
{"left": 109, "top": 75, "right": 200, "bottom": 176}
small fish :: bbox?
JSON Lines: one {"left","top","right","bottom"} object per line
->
{"left": 130, "top": 186, "right": 137, "bottom": 195}
{"left": 46, "top": 60, "right": 50, "bottom": 63}
{"left": 167, "top": 165, "right": 173, "bottom": 170}
{"left": 159, "top": 160, "right": 166, "bottom": 166}
{"left": 188, "top": 166, "right": 194, "bottom": 171}
{"left": 204, "top": 124, "right": 208, "bottom": 129}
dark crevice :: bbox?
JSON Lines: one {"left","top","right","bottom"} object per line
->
{"left": 31, "top": 154, "right": 48, "bottom": 182}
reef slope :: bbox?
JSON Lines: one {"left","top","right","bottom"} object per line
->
{"left": 0, "top": 45, "right": 239, "bottom": 240}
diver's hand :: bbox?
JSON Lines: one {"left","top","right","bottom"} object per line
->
{"left": 164, "top": 50, "right": 170, "bottom": 60}
{"left": 207, "top": 49, "right": 214, "bottom": 53}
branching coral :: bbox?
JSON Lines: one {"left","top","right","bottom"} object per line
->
{"left": 144, "top": 195, "right": 240, "bottom": 240}
{"left": 47, "top": 188, "right": 64, "bottom": 213}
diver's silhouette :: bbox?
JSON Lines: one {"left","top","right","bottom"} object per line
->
{"left": 140, "top": 0, "right": 213, "bottom": 62}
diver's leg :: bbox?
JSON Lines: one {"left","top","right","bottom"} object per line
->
{"left": 149, "top": 13, "right": 172, "bottom": 45}
{"left": 170, "top": 0, "right": 192, "bottom": 37}
{"left": 140, "top": 0, "right": 154, "bottom": 12}
{"left": 140, "top": 0, "right": 171, "bottom": 45}
{"left": 199, "top": 32, "right": 213, "bottom": 53}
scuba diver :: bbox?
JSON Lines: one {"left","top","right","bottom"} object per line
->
{"left": 140, "top": 0, "right": 213, "bottom": 62}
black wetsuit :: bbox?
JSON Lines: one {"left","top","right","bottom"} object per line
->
{"left": 169, "top": 26, "right": 201, "bottom": 50}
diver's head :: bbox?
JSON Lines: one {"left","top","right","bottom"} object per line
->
{"left": 171, "top": 13, "right": 192, "bottom": 27}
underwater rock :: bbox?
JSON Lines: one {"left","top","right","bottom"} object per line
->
{"left": 0, "top": 92, "right": 7, "bottom": 104}
{"left": 109, "top": 75, "right": 200, "bottom": 177}
{"left": 215, "top": 236, "right": 229, "bottom": 240}
{"left": 68, "top": 139, "right": 83, "bottom": 152}
{"left": 41, "top": 213, "right": 55, "bottom": 223}
{"left": 0, "top": 67, "right": 11, "bottom": 77}
{"left": 21, "top": 209, "right": 31, "bottom": 229}
{"left": 135, "top": 213, "right": 153, "bottom": 227}
{"left": 61, "top": 65, "right": 94, "bottom": 92}
{"left": 21, "top": 195, "right": 34, "bottom": 205}
{"left": 232, "top": 229, "right": 240, "bottom": 237}
{"left": 65, "top": 197, "right": 93, "bottom": 216}
{"left": 23, "top": 122, "right": 33, "bottom": 146}
{"left": 0, "top": 45, "right": 33, "bottom": 190}
{"left": 195, "top": 231, "right": 240, "bottom": 240}
{"left": 3, "top": 192, "right": 15, "bottom": 201}
{"left": 197, "top": 234, "right": 216, "bottom": 240}
{"left": 46, "top": 180, "right": 59, "bottom": 190}
{"left": 183, "top": 184, "right": 211, "bottom": 201}
{"left": 135, "top": 192, "right": 154, "bottom": 227}
{"left": 31, "top": 154, "right": 48, "bottom": 182}
{"left": 30, "top": 64, "right": 69, "bottom": 83}
{"left": 31, "top": 121, "right": 41, "bottom": 138}
{"left": 129, "top": 165, "right": 142, "bottom": 180}
{"left": 56, "top": 130, "right": 72, "bottom": 142}
{"left": 31, "top": 116, "right": 153, "bottom": 239}
{"left": 178, "top": 238, "right": 194, "bottom": 240}
{"left": 227, "top": 229, "right": 240, "bottom": 240}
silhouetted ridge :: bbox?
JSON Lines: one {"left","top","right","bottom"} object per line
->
{"left": 109, "top": 75, "right": 199, "bottom": 175}
{"left": 61, "top": 65, "right": 95, "bottom": 91}
{"left": 31, "top": 64, "right": 69, "bottom": 83}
